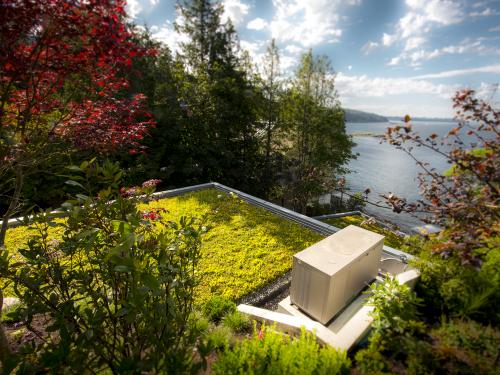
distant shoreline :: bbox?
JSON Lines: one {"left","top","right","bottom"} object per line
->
{"left": 350, "top": 131, "right": 385, "bottom": 138}
{"left": 386, "top": 116, "right": 455, "bottom": 122}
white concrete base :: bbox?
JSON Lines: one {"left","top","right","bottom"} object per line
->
{"left": 237, "top": 304, "right": 348, "bottom": 349}
{"left": 238, "top": 268, "right": 420, "bottom": 351}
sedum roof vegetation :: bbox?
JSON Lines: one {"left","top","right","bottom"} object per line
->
{"left": 322, "top": 215, "right": 405, "bottom": 249}
{"left": 4, "top": 189, "right": 322, "bottom": 304}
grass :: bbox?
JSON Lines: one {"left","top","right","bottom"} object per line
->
{"left": 3, "top": 189, "right": 322, "bottom": 304}
{"left": 322, "top": 215, "right": 405, "bottom": 249}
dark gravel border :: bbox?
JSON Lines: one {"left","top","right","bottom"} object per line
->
{"left": 238, "top": 271, "right": 292, "bottom": 310}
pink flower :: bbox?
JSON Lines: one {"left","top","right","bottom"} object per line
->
{"left": 142, "top": 179, "right": 162, "bottom": 188}
{"left": 120, "top": 186, "right": 138, "bottom": 197}
{"left": 258, "top": 329, "right": 264, "bottom": 341}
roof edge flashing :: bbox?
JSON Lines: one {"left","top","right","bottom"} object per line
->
{"left": 1, "top": 182, "right": 413, "bottom": 259}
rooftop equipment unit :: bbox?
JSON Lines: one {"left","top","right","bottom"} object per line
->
{"left": 290, "top": 225, "right": 384, "bottom": 324}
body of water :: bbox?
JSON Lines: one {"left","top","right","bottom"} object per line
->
{"left": 344, "top": 121, "right": 457, "bottom": 232}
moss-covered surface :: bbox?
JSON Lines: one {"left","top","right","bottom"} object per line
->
{"left": 3, "top": 189, "right": 322, "bottom": 304}
{"left": 322, "top": 215, "right": 405, "bottom": 249}
{"left": 4, "top": 221, "right": 65, "bottom": 261}
{"left": 139, "top": 189, "right": 322, "bottom": 304}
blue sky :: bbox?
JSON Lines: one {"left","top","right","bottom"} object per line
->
{"left": 127, "top": 0, "right": 500, "bottom": 117}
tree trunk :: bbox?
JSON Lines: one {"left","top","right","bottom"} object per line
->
{"left": 0, "top": 164, "right": 23, "bottom": 364}
{"left": 0, "top": 290, "right": 12, "bottom": 367}
{"left": 0, "top": 164, "right": 23, "bottom": 247}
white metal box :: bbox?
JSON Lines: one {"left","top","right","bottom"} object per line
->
{"left": 290, "top": 225, "right": 384, "bottom": 324}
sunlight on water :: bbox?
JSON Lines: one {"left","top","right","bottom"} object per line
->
{"left": 345, "top": 121, "right": 456, "bottom": 231}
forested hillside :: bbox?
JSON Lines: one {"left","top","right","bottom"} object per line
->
{"left": 344, "top": 108, "right": 388, "bottom": 122}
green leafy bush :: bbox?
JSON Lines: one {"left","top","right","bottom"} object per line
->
{"left": 355, "top": 276, "right": 425, "bottom": 374}
{"left": 212, "top": 324, "right": 351, "bottom": 374}
{"left": 0, "top": 299, "right": 22, "bottom": 324}
{"left": 0, "top": 161, "right": 204, "bottom": 373}
{"left": 410, "top": 237, "right": 500, "bottom": 325}
{"left": 222, "top": 311, "right": 250, "bottom": 333}
{"left": 426, "top": 319, "right": 500, "bottom": 374}
{"left": 356, "top": 319, "right": 500, "bottom": 375}
{"left": 366, "top": 276, "right": 422, "bottom": 334}
{"left": 203, "top": 295, "right": 236, "bottom": 323}
{"left": 355, "top": 272, "right": 500, "bottom": 375}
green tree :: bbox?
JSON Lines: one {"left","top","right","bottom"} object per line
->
{"left": 174, "top": 0, "right": 263, "bottom": 192}
{"left": 261, "top": 39, "right": 282, "bottom": 196}
{"left": 116, "top": 28, "right": 188, "bottom": 186}
{"left": 176, "top": 0, "right": 233, "bottom": 72}
{"left": 278, "top": 51, "right": 353, "bottom": 212}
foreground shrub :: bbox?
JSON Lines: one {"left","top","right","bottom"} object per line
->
{"left": 356, "top": 319, "right": 500, "bottom": 375}
{"left": 204, "top": 325, "right": 233, "bottom": 352}
{"left": 354, "top": 276, "right": 425, "bottom": 374}
{"left": 212, "top": 324, "right": 351, "bottom": 374}
{"left": 355, "top": 275, "right": 500, "bottom": 375}
{"left": 0, "top": 161, "right": 204, "bottom": 373}
{"left": 222, "top": 311, "right": 250, "bottom": 333}
{"left": 427, "top": 319, "right": 500, "bottom": 374}
{"left": 410, "top": 237, "right": 500, "bottom": 325}
{"left": 203, "top": 295, "right": 237, "bottom": 323}
{"left": 367, "top": 276, "right": 422, "bottom": 334}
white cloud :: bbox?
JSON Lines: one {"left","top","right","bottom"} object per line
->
{"left": 389, "top": 38, "right": 500, "bottom": 66}
{"left": 422, "top": 0, "right": 463, "bottom": 25}
{"left": 363, "top": 0, "right": 464, "bottom": 59}
{"left": 347, "top": 65, "right": 352, "bottom": 70}
{"left": 150, "top": 17, "right": 190, "bottom": 55}
{"left": 150, "top": 0, "right": 159, "bottom": 5}
{"left": 411, "top": 64, "right": 500, "bottom": 79}
{"left": 222, "top": 0, "right": 250, "bottom": 26}
{"left": 268, "top": 0, "right": 359, "bottom": 47}
{"left": 361, "top": 41, "right": 379, "bottom": 55}
{"left": 337, "top": 67, "right": 499, "bottom": 116}
{"left": 404, "top": 36, "right": 426, "bottom": 51}
{"left": 247, "top": 17, "right": 269, "bottom": 30}
{"left": 382, "top": 33, "right": 397, "bottom": 46}
{"left": 387, "top": 56, "right": 402, "bottom": 66}
{"left": 280, "top": 55, "right": 298, "bottom": 71}
{"left": 472, "top": 1, "right": 489, "bottom": 9}
{"left": 284, "top": 45, "right": 304, "bottom": 54}
{"left": 475, "top": 82, "right": 500, "bottom": 101}
{"left": 469, "top": 7, "right": 500, "bottom": 17}
{"left": 240, "top": 40, "right": 265, "bottom": 63}
{"left": 490, "top": 25, "right": 500, "bottom": 32}
{"left": 126, "top": 0, "right": 142, "bottom": 19}
{"left": 336, "top": 72, "right": 457, "bottom": 99}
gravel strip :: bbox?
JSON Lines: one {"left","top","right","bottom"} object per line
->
{"left": 238, "top": 271, "right": 292, "bottom": 310}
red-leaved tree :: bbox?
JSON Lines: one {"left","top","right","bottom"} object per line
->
{"left": 0, "top": 0, "right": 155, "bottom": 244}
{"left": 0, "top": 1, "right": 155, "bottom": 360}
{"left": 383, "top": 89, "right": 499, "bottom": 268}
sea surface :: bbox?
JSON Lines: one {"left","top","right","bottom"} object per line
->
{"left": 344, "top": 121, "right": 458, "bottom": 232}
